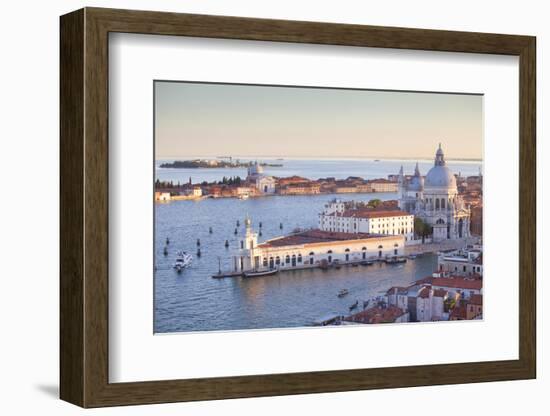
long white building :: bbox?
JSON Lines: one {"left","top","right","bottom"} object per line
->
{"left": 318, "top": 199, "right": 415, "bottom": 242}
{"left": 234, "top": 216, "right": 405, "bottom": 272}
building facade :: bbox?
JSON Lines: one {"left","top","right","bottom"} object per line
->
{"left": 247, "top": 161, "right": 276, "bottom": 194}
{"left": 398, "top": 144, "right": 471, "bottom": 242}
{"left": 233, "top": 217, "right": 405, "bottom": 272}
{"left": 437, "top": 246, "right": 483, "bottom": 276}
{"left": 318, "top": 199, "right": 415, "bottom": 242}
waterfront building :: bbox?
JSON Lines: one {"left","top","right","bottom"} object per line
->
{"left": 233, "top": 217, "right": 405, "bottom": 272}
{"left": 154, "top": 191, "right": 171, "bottom": 201}
{"left": 246, "top": 161, "right": 276, "bottom": 194}
{"left": 278, "top": 183, "right": 321, "bottom": 195}
{"left": 255, "top": 175, "right": 276, "bottom": 194}
{"left": 318, "top": 199, "right": 414, "bottom": 242}
{"left": 437, "top": 247, "right": 483, "bottom": 276}
{"left": 183, "top": 186, "right": 202, "bottom": 197}
{"left": 368, "top": 178, "right": 399, "bottom": 193}
{"left": 397, "top": 144, "right": 472, "bottom": 242}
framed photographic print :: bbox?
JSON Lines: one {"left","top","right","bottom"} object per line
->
{"left": 60, "top": 7, "right": 536, "bottom": 408}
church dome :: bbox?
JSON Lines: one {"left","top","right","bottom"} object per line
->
{"left": 424, "top": 144, "right": 457, "bottom": 189}
{"left": 408, "top": 175, "right": 424, "bottom": 191}
{"left": 425, "top": 165, "right": 456, "bottom": 188}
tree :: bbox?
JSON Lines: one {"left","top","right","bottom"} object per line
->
{"left": 414, "top": 217, "right": 433, "bottom": 243}
{"left": 367, "top": 198, "right": 382, "bottom": 208}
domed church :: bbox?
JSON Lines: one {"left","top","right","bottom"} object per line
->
{"left": 397, "top": 144, "right": 471, "bottom": 242}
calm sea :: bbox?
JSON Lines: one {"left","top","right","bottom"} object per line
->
{"left": 154, "top": 158, "right": 480, "bottom": 333}
{"left": 155, "top": 157, "right": 482, "bottom": 184}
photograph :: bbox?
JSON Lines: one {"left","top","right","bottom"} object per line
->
{"left": 153, "top": 81, "right": 484, "bottom": 333}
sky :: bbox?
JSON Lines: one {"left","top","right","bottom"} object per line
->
{"left": 155, "top": 81, "right": 483, "bottom": 160}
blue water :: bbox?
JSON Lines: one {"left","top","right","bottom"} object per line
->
{"left": 154, "top": 193, "right": 439, "bottom": 333}
{"left": 154, "top": 158, "right": 478, "bottom": 333}
{"left": 155, "top": 157, "right": 482, "bottom": 185}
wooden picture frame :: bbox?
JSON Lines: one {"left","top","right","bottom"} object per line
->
{"left": 60, "top": 7, "right": 536, "bottom": 408}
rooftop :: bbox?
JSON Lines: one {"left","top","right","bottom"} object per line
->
{"left": 257, "top": 229, "right": 389, "bottom": 248}
{"left": 431, "top": 277, "right": 483, "bottom": 291}
{"left": 344, "top": 305, "right": 407, "bottom": 324}
{"left": 326, "top": 209, "right": 411, "bottom": 219}
{"left": 469, "top": 294, "right": 483, "bottom": 306}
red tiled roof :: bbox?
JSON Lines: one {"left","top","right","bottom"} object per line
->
{"left": 450, "top": 305, "right": 467, "bottom": 320}
{"left": 344, "top": 305, "right": 406, "bottom": 324}
{"left": 257, "top": 229, "right": 387, "bottom": 248}
{"left": 369, "top": 178, "right": 392, "bottom": 183}
{"left": 432, "top": 277, "right": 482, "bottom": 291}
{"left": 469, "top": 294, "right": 483, "bottom": 306}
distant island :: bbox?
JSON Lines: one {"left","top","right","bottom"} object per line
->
{"left": 159, "top": 159, "right": 283, "bottom": 169}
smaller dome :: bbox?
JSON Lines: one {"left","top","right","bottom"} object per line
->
{"left": 408, "top": 175, "right": 424, "bottom": 191}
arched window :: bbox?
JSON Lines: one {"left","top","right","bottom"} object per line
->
{"left": 435, "top": 199, "right": 440, "bottom": 209}
{"left": 309, "top": 252, "right": 315, "bottom": 256}
{"left": 441, "top": 198, "right": 446, "bottom": 209}
{"left": 394, "top": 243, "right": 399, "bottom": 247}
{"left": 378, "top": 245, "right": 383, "bottom": 249}
{"left": 297, "top": 254, "right": 302, "bottom": 263}
{"left": 436, "top": 218, "right": 445, "bottom": 225}
{"left": 327, "top": 250, "right": 333, "bottom": 254}
{"left": 362, "top": 247, "right": 367, "bottom": 251}
{"left": 275, "top": 256, "right": 280, "bottom": 265}
{"left": 285, "top": 255, "right": 290, "bottom": 264}
{"left": 345, "top": 248, "right": 350, "bottom": 252}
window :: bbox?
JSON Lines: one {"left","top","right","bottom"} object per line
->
{"left": 276, "top": 256, "right": 280, "bottom": 265}
{"left": 285, "top": 255, "right": 290, "bottom": 264}
{"left": 263, "top": 258, "right": 268, "bottom": 267}
{"left": 297, "top": 254, "right": 302, "bottom": 263}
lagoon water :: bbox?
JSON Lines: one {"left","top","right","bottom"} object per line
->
{"left": 155, "top": 157, "right": 482, "bottom": 185}
{"left": 154, "top": 158, "right": 480, "bottom": 333}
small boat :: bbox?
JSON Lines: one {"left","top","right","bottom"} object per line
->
{"left": 238, "top": 194, "right": 249, "bottom": 200}
{"left": 173, "top": 251, "right": 193, "bottom": 272}
{"left": 361, "top": 260, "right": 374, "bottom": 266}
{"left": 374, "top": 159, "right": 380, "bottom": 162}
{"left": 349, "top": 301, "right": 359, "bottom": 311}
{"left": 337, "top": 289, "right": 349, "bottom": 298}
{"left": 386, "top": 256, "right": 407, "bottom": 264}
{"left": 212, "top": 271, "right": 243, "bottom": 279}
{"left": 243, "top": 268, "right": 278, "bottom": 278}
{"left": 408, "top": 254, "right": 417, "bottom": 260}
{"left": 351, "top": 263, "right": 359, "bottom": 267}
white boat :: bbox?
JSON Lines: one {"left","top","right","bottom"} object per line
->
{"left": 173, "top": 251, "right": 193, "bottom": 272}
{"left": 243, "top": 268, "right": 278, "bottom": 278}
{"left": 238, "top": 194, "right": 249, "bottom": 200}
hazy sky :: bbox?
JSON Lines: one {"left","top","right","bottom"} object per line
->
{"left": 155, "top": 81, "right": 483, "bottom": 160}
